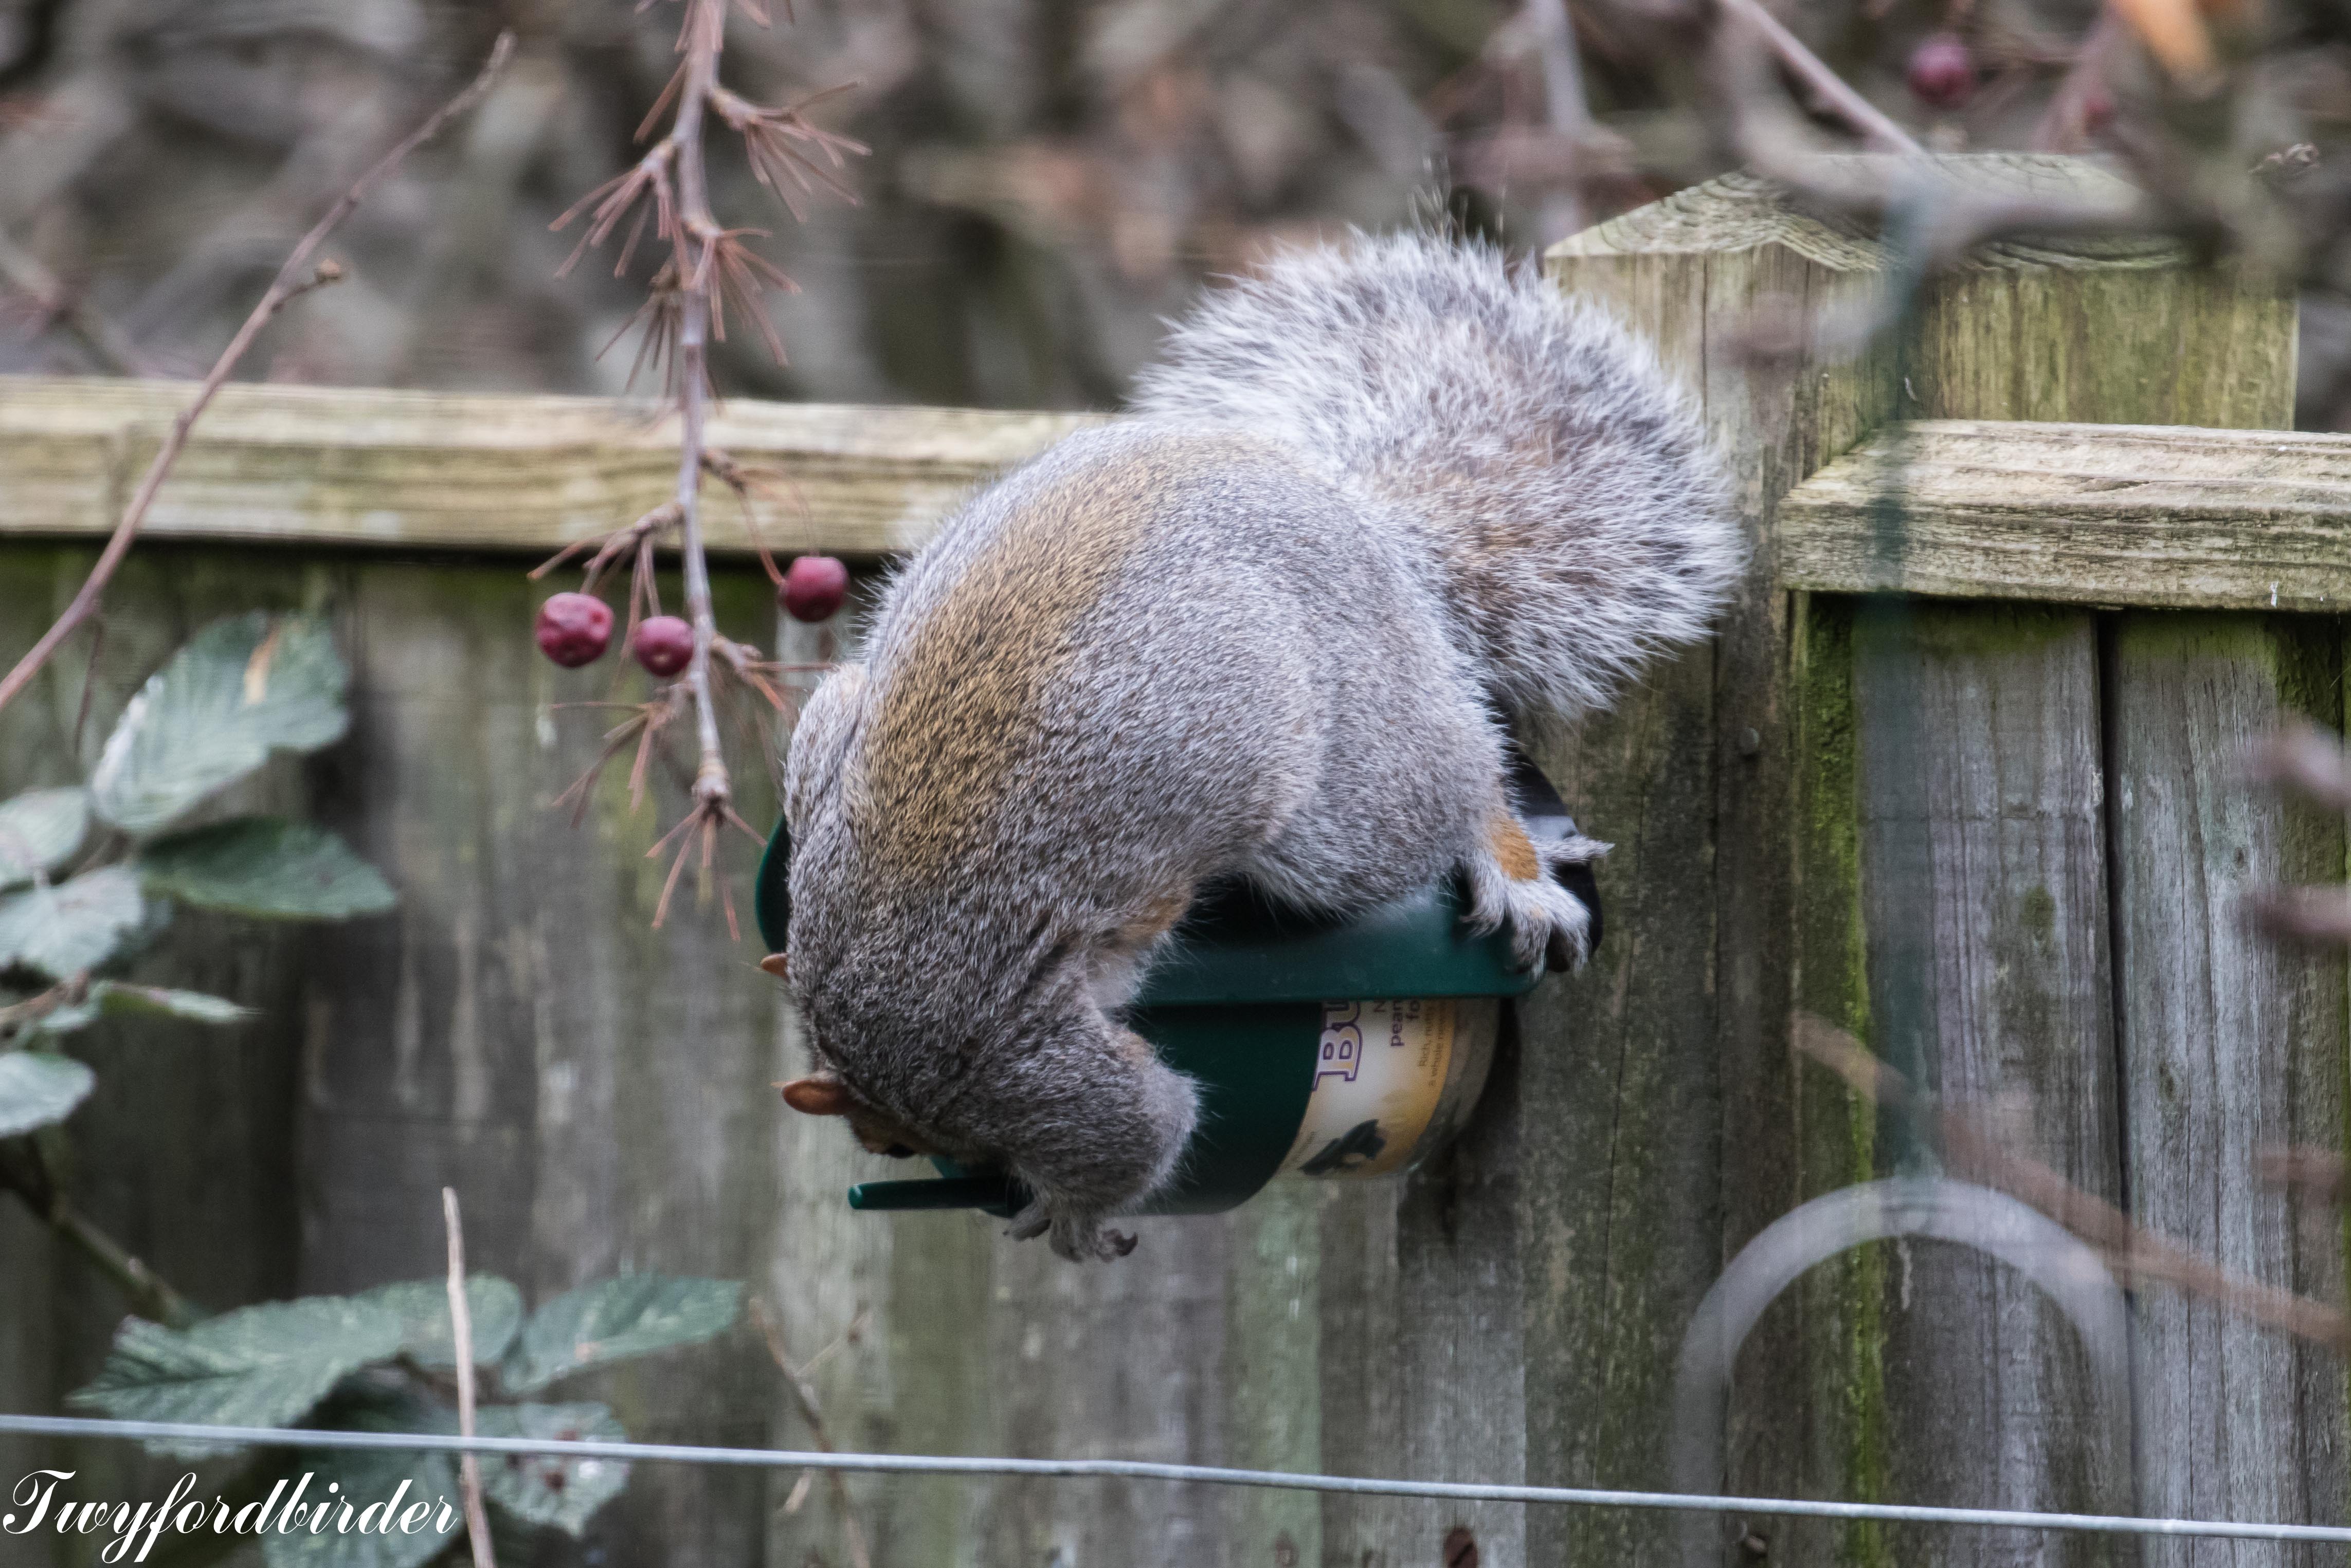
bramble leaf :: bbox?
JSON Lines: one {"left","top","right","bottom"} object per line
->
{"left": 33, "top": 981, "right": 257, "bottom": 1036}
{"left": 501, "top": 1275, "right": 742, "bottom": 1392}
{"left": 478, "top": 1401, "right": 630, "bottom": 1536}
{"left": 67, "top": 1296, "right": 405, "bottom": 1456}
{"left": 91, "top": 613, "right": 348, "bottom": 837}
{"left": 0, "top": 788, "right": 91, "bottom": 888}
{"left": 259, "top": 1445, "right": 462, "bottom": 1568}
{"left": 356, "top": 1275, "right": 525, "bottom": 1369}
{"left": 0, "top": 866, "right": 144, "bottom": 979}
{"left": 0, "top": 1050, "right": 95, "bottom": 1136}
{"left": 139, "top": 819, "right": 394, "bottom": 921}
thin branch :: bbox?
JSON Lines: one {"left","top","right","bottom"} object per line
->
{"left": 442, "top": 1188, "right": 496, "bottom": 1568}
{"left": 0, "top": 226, "right": 143, "bottom": 374}
{"left": 1795, "top": 1013, "right": 2351, "bottom": 1353}
{"left": 1714, "top": 0, "right": 1925, "bottom": 156}
{"left": 0, "top": 1136, "right": 202, "bottom": 1328}
{"left": 750, "top": 1297, "right": 873, "bottom": 1568}
{"left": 0, "top": 32, "right": 516, "bottom": 719}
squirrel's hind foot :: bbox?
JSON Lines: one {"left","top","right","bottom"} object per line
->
{"left": 1466, "top": 831, "right": 1606, "bottom": 973}
{"left": 1008, "top": 1200, "right": 1139, "bottom": 1261}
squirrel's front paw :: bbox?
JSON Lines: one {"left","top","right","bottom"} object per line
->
{"left": 1466, "top": 832, "right": 1605, "bottom": 973}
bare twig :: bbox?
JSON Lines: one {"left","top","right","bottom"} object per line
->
{"left": 1714, "top": 0, "right": 1925, "bottom": 156}
{"left": 2032, "top": 10, "right": 2123, "bottom": 151}
{"left": 0, "top": 226, "right": 143, "bottom": 373}
{"left": 1795, "top": 1012, "right": 2351, "bottom": 1353}
{"left": 0, "top": 1136, "right": 202, "bottom": 1328}
{"left": 750, "top": 1296, "right": 873, "bottom": 1568}
{"left": 0, "top": 32, "right": 516, "bottom": 719}
{"left": 442, "top": 1188, "right": 496, "bottom": 1568}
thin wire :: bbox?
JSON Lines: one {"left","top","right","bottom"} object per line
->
{"left": 6, "top": 1414, "right": 2351, "bottom": 1545}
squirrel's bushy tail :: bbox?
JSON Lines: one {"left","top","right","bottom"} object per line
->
{"left": 1131, "top": 231, "right": 1743, "bottom": 720}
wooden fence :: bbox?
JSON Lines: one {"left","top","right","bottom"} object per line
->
{"left": 3, "top": 152, "right": 2347, "bottom": 1567}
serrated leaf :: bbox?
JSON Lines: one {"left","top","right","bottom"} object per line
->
{"left": 30, "top": 980, "right": 256, "bottom": 1036}
{"left": 0, "top": 1050, "right": 95, "bottom": 1135}
{"left": 479, "top": 1401, "right": 629, "bottom": 1536}
{"left": 67, "top": 1296, "right": 405, "bottom": 1456}
{"left": 259, "top": 1446, "right": 462, "bottom": 1568}
{"left": 138, "top": 818, "right": 394, "bottom": 920}
{"left": 0, "top": 866, "right": 144, "bottom": 979}
{"left": 89, "top": 982, "right": 258, "bottom": 1024}
{"left": 0, "top": 788, "right": 90, "bottom": 888}
{"left": 356, "top": 1275, "right": 524, "bottom": 1369}
{"left": 502, "top": 1275, "right": 743, "bottom": 1393}
{"left": 92, "top": 613, "right": 349, "bottom": 836}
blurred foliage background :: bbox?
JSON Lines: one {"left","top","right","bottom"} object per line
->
{"left": 0, "top": 0, "right": 2343, "bottom": 422}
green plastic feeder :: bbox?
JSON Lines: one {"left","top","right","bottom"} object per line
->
{"left": 757, "top": 760, "right": 1595, "bottom": 1221}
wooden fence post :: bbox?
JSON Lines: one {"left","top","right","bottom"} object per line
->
{"left": 1544, "top": 153, "right": 2308, "bottom": 1568}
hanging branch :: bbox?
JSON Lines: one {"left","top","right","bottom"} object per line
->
{"left": 546, "top": 0, "right": 860, "bottom": 928}
{"left": 0, "top": 32, "right": 516, "bottom": 719}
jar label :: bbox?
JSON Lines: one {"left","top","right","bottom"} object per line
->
{"left": 1278, "top": 998, "right": 1457, "bottom": 1179}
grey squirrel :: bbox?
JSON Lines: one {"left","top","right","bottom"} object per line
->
{"left": 773, "top": 231, "right": 1743, "bottom": 1261}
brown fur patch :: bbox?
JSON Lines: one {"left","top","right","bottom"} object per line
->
{"left": 1488, "top": 813, "right": 1541, "bottom": 881}
{"left": 1111, "top": 883, "right": 1195, "bottom": 953}
{"left": 859, "top": 437, "right": 1243, "bottom": 878}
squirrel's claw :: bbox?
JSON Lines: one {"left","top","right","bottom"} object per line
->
{"left": 1007, "top": 1200, "right": 1140, "bottom": 1261}
{"left": 1466, "top": 832, "right": 1606, "bottom": 974}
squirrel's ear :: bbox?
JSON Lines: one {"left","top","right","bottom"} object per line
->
{"left": 780, "top": 1077, "right": 851, "bottom": 1117}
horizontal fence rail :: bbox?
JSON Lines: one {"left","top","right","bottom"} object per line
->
{"left": 0, "top": 375, "right": 1093, "bottom": 558}
{"left": 8, "top": 1415, "right": 2351, "bottom": 1546}
{"left": 1782, "top": 420, "right": 2351, "bottom": 609}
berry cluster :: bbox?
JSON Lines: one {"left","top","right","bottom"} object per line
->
{"left": 533, "top": 554, "right": 849, "bottom": 672}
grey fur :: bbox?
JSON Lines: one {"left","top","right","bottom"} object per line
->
{"left": 782, "top": 232, "right": 1742, "bottom": 1262}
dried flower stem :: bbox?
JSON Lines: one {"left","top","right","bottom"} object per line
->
{"left": 442, "top": 1188, "right": 496, "bottom": 1568}
{"left": 666, "top": 0, "right": 733, "bottom": 825}
{"left": 0, "top": 32, "right": 516, "bottom": 719}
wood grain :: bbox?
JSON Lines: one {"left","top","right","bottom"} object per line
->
{"left": 0, "top": 375, "right": 1096, "bottom": 558}
{"left": 1854, "top": 605, "right": 2128, "bottom": 1566}
{"left": 2106, "top": 617, "right": 2348, "bottom": 1566}
{"left": 1783, "top": 421, "right": 2351, "bottom": 610}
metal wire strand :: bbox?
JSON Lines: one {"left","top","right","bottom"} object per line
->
{"left": 5, "top": 1413, "right": 2351, "bottom": 1545}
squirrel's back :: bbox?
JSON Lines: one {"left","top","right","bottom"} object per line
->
{"left": 1131, "top": 231, "right": 1742, "bottom": 719}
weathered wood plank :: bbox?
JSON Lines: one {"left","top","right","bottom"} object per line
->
{"left": 1783, "top": 422, "right": 2351, "bottom": 610}
{"left": 1537, "top": 155, "right": 1912, "bottom": 1566}
{"left": 1531, "top": 214, "right": 1726, "bottom": 1567}
{"left": 0, "top": 375, "right": 1095, "bottom": 557}
{"left": 1854, "top": 605, "right": 2128, "bottom": 1565}
{"left": 2107, "top": 619, "right": 2349, "bottom": 1565}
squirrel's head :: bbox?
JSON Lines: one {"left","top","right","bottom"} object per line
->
{"left": 776, "top": 980, "right": 1200, "bottom": 1262}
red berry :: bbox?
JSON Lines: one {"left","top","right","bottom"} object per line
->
{"left": 781, "top": 554, "right": 850, "bottom": 623}
{"left": 634, "top": 615, "right": 694, "bottom": 677}
{"left": 536, "top": 592, "right": 612, "bottom": 668}
{"left": 1906, "top": 32, "right": 1976, "bottom": 110}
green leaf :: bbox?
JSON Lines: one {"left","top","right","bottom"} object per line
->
{"left": 0, "top": 1050, "right": 95, "bottom": 1135}
{"left": 355, "top": 1275, "right": 525, "bottom": 1369}
{"left": 31, "top": 980, "right": 258, "bottom": 1037}
{"left": 258, "top": 1446, "right": 463, "bottom": 1568}
{"left": 501, "top": 1275, "right": 743, "bottom": 1393}
{"left": 67, "top": 1296, "right": 405, "bottom": 1456}
{"left": 91, "top": 613, "right": 349, "bottom": 836}
{"left": 478, "top": 1401, "right": 630, "bottom": 1536}
{"left": 92, "top": 982, "right": 258, "bottom": 1024}
{"left": 0, "top": 788, "right": 91, "bottom": 888}
{"left": 139, "top": 819, "right": 394, "bottom": 920}
{"left": 0, "top": 866, "right": 144, "bottom": 979}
